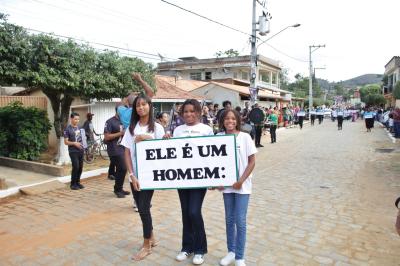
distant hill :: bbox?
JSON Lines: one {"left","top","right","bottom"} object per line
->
{"left": 317, "top": 74, "right": 383, "bottom": 91}
{"left": 337, "top": 74, "right": 383, "bottom": 88}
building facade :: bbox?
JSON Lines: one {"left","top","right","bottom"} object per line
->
{"left": 157, "top": 55, "right": 295, "bottom": 107}
{"left": 383, "top": 56, "right": 400, "bottom": 107}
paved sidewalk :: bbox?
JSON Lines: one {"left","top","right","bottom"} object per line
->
{"left": 0, "top": 120, "right": 399, "bottom": 265}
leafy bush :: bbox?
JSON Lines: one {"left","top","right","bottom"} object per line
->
{"left": 0, "top": 101, "right": 51, "bottom": 160}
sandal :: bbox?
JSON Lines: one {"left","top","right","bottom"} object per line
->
{"left": 150, "top": 239, "right": 159, "bottom": 247}
{"left": 131, "top": 247, "right": 152, "bottom": 261}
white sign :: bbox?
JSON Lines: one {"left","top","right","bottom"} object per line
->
{"left": 297, "top": 111, "right": 305, "bottom": 117}
{"left": 135, "top": 135, "right": 238, "bottom": 190}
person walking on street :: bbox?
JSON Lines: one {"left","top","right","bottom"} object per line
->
{"left": 337, "top": 108, "right": 344, "bottom": 130}
{"left": 104, "top": 106, "right": 130, "bottom": 198}
{"left": 364, "top": 108, "right": 375, "bottom": 132}
{"left": 269, "top": 108, "right": 278, "bottom": 143}
{"left": 64, "top": 112, "right": 85, "bottom": 190}
{"left": 310, "top": 108, "right": 316, "bottom": 126}
{"left": 297, "top": 108, "right": 305, "bottom": 130}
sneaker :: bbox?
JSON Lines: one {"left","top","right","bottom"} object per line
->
{"left": 70, "top": 184, "right": 79, "bottom": 190}
{"left": 193, "top": 254, "right": 204, "bottom": 265}
{"left": 77, "top": 183, "right": 85, "bottom": 189}
{"left": 114, "top": 191, "right": 126, "bottom": 198}
{"left": 235, "top": 259, "right": 246, "bottom": 266}
{"left": 108, "top": 175, "right": 115, "bottom": 180}
{"left": 176, "top": 251, "right": 192, "bottom": 262}
{"left": 220, "top": 252, "right": 235, "bottom": 266}
{"left": 122, "top": 190, "right": 131, "bottom": 195}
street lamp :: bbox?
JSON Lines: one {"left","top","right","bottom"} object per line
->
{"left": 257, "top": 24, "right": 301, "bottom": 49}
{"left": 250, "top": 22, "right": 301, "bottom": 103}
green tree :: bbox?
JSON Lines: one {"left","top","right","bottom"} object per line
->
{"left": 215, "top": 49, "right": 240, "bottom": 58}
{"left": 287, "top": 73, "right": 322, "bottom": 99}
{"left": 364, "top": 94, "right": 386, "bottom": 106}
{"left": 334, "top": 84, "right": 344, "bottom": 96}
{"left": 359, "top": 84, "right": 381, "bottom": 102}
{"left": 0, "top": 17, "right": 155, "bottom": 162}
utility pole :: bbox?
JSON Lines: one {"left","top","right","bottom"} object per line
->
{"left": 249, "top": 0, "right": 270, "bottom": 104}
{"left": 250, "top": 0, "right": 258, "bottom": 104}
{"left": 308, "top": 45, "right": 325, "bottom": 108}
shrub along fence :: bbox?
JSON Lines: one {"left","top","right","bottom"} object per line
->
{"left": 0, "top": 101, "right": 51, "bottom": 160}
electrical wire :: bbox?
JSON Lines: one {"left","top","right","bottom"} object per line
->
{"left": 25, "top": 28, "right": 179, "bottom": 61}
{"left": 263, "top": 43, "right": 308, "bottom": 62}
{"left": 160, "top": 0, "right": 251, "bottom": 37}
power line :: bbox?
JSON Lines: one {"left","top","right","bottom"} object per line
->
{"left": 263, "top": 43, "right": 308, "bottom": 62}
{"left": 25, "top": 28, "right": 179, "bottom": 61}
{"left": 160, "top": 0, "right": 251, "bottom": 37}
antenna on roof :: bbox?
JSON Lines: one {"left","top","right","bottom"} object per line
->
{"left": 158, "top": 53, "right": 166, "bottom": 62}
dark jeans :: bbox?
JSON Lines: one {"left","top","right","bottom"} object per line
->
{"left": 131, "top": 183, "right": 154, "bottom": 239}
{"left": 318, "top": 115, "right": 323, "bottom": 124}
{"left": 394, "top": 121, "right": 400, "bottom": 138}
{"left": 270, "top": 125, "right": 277, "bottom": 143}
{"left": 311, "top": 115, "right": 315, "bottom": 125}
{"left": 69, "top": 151, "right": 83, "bottom": 185}
{"left": 178, "top": 188, "right": 207, "bottom": 255}
{"left": 298, "top": 117, "right": 304, "bottom": 129}
{"left": 337, "top": 116, "right": 343, "bottom": 129}
{"left": 109, "top": 154, "right": 127, "bottom": 192}
{"left": 254, "top": 125, "right": 262, "bottom": 146}
{"left": 108, "top": 159, "right": 116, "bottom": 177}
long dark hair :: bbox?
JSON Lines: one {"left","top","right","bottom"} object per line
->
{"left": 219, "top": 109, "right": 241, "bottom": 132}
{"left": 129, "top": 94, "right": 155, "bottom": 135}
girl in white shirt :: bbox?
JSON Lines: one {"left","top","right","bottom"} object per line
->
{"left": 217, "top": 109, "right": 257, "bottom": 266}
{"left": 172, "top": 99, "right": 213, "bottom": 265}
{"left": 121, "top": 94, "right": 165, "bottom": 261}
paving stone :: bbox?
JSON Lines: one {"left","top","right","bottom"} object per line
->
{"left": 0, "top": 121, "right": 399, "bottom": 265}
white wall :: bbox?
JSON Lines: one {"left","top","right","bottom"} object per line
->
{"left": 89, "top": 102, "right": 118, "bottom": 134}
{"left": 191, "top": 84, "right": 241, "bottom": 107}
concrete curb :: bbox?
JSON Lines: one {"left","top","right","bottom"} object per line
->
{"left": 0, "top": 156, "right": 65, "bottom": 177}
{"left": 0, "top": 167, "right": 108, "bottom": 199}
{"left": 378, "top": 122, "right": 396, "bottom": 143}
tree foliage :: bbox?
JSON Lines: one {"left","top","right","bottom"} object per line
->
{"left": 215, "top": 49, "right": 240, "bottom": 58}
{"left": 287, "top": 73, "right": 323, "bottom": 99}
{"left": 359, "top": 84, "right": 381, "bottom": 103}
{"left": 0, "top": 16, "right": 155, "bottom": 142}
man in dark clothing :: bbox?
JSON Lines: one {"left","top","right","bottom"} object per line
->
{"left": 216, "top": 100, "right": 232, "bottom": 124}
{"left": 104, "top": 108, "right": 130, "bottom": 198}
{"left": 64, "top": 112, "right": 85, "bottom": 190}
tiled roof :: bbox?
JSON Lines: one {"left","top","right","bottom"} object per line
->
{"left": 154, "top": 76, "right": 204, "bottom": 100}
{"left": 156, "top": 75, "right": 208, "bottom": 92}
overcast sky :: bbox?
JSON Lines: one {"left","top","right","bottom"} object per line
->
{"left": 1, "top": 0, "right": 399, "bottom": 82}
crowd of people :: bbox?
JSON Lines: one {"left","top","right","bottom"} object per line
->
{"left": 62, "top": 72, "right": 400, "bottom": 265}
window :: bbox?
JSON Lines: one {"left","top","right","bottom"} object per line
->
{"left": 259, "top": 71, "right": 271, "bottom": 83}
{"left": 233, "top": 72, "right": 238, "bottom": 79}
{"left": 205, "top": 72, "right": 212, "bottom": 80}
{"left": 272, "top": 73, "right": 277, "bottom": 84}
{"left": 190, "top": 72, "right": 202, "bottom": 80}
{"left": 241, "top": 71, "right": 249, "bottom": 80}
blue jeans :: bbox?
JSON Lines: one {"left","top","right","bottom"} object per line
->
{"left": 223, "top": 193, "right": 250, "bottom": 260}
